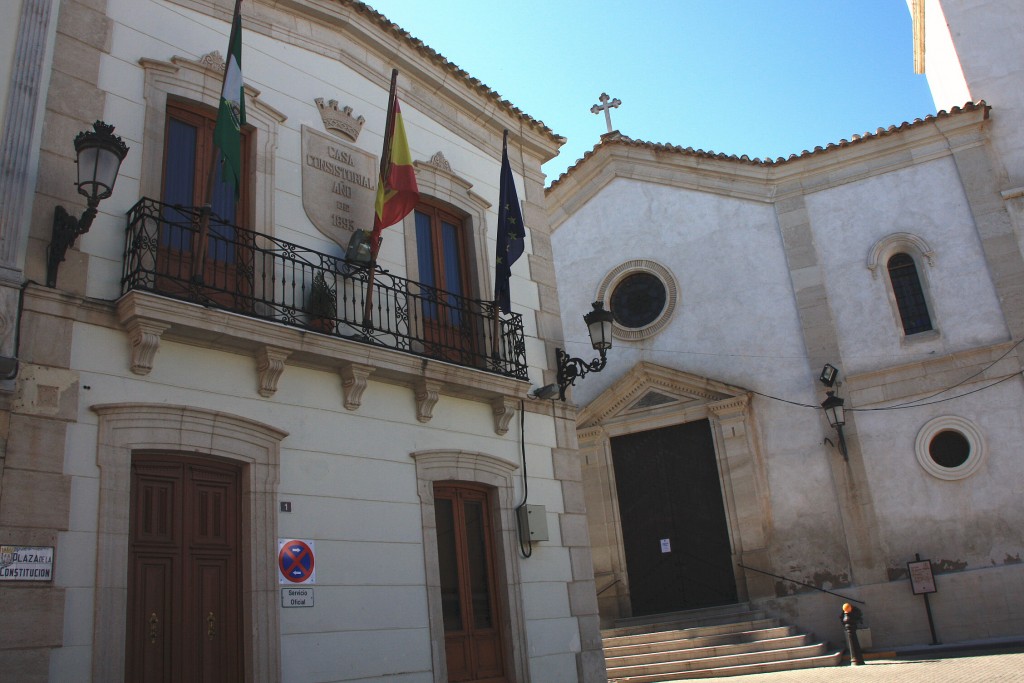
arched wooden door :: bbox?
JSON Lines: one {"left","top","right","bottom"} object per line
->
{"left": 434, "top": 483, "right": 508, "bottom": 683}
{"left": 125, "top": 454, "right": 244, "bottom": 682}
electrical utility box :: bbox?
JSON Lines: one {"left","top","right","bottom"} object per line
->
{"left": 517, "top": 504, "right": 549, "bottom": 543}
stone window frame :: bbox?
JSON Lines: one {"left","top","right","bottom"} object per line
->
{"left": 410, "top": 449, "right": 528, "bottom": 683}
{"left": 914, "top": 415, "right": 987, "bottom": 481}
{"left": 867, "top": 233, "right": 939, "bottom": 341}
{"left": 596, "top": 260, "right": 678, "bottom": 341}
{"left": 403, "top": 155, "right": 493, "bottom": 303}
{"left": 139, "top": 53, "right": 284, "bottom": 235}
{"left": 91, "top": 403, "right": 286, "bottom": 682}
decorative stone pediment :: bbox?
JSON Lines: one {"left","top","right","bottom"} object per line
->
{"left": 578, "top": 361, "right": 750, "bottom": 431}
{"left": 197, "top": 50, "right": 226, "bottom": 73}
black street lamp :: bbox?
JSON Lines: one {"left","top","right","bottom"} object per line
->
{"left": 821, "top": 390, "right": 848, "bottom": 460}
{"left": 554, "top": 301, "right": 614, "bottom": 401}
{"left": 47, "top": 121, "right": 129, "bottom": 287}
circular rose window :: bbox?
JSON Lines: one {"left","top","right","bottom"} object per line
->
{"left": 597, "top": 260, "right": 677, "bottom": 341}
{"left": 914, "top": 416, "right": 986, "bottom": 480}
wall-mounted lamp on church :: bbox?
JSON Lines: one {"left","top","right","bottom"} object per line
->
{"left": 47, "top": 121, "right": 130, "bottom": 288}
{"left": 537, "top": 301, "right": 614, "bottom": 401}
{"left": 821, "top": 390, "right": 848, "bottom": 461}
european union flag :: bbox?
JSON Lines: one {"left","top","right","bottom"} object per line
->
{"left": 494, "top": 138, "right": 525, "bottom": 313}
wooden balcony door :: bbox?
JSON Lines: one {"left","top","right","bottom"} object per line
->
{"left": 434, "top": 484, "right": 507, "bottom": 683}
{"left": 158, "top": 101, "right": 251, "bottom": 305}
{"left": 414, "top": 204, "right": 479, "bottom": 363}
{"left": 125, "top": 455, "right": 244, "bottom": 682}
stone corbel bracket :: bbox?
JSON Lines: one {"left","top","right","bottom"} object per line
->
{"left": 491, "top": 396, "right": 518, "bottom": 436}
{"left": 256, "top": 346, "right": 291, "bottom": 397}
{"left": 415, "top": 378, "right": 444, "bottom": 423}
{"left": 125, "top": 319, "right": 170, "bottom": 375}
{"left": 340, "top": 362, "right": 375, "bottom": 410}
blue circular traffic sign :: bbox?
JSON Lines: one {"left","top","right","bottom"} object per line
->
{"left": 278, "top": 540, "right": 315, "bottom": 584}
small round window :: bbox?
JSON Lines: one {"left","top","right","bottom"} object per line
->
{"left": 597, "top": 260, "right": 678, "bottom": 341}
{"left": 610, "top": 273, "right": 666, "bottom": 329}
{"left": 915, "top": 416, "right": 986, "bottom": 480}
{"left": 928, "top": 430, "right": 970, "bottom": 468}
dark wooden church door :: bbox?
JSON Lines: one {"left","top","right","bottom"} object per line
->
{"left": 125, "top": 455, "right": 243, "bottom": 682}
{"left": 611, "top": 420, "right": 737, "bottom": 616}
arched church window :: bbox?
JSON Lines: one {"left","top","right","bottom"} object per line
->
{"left": 887, "top": 252, "right": 933, "bottom": 335}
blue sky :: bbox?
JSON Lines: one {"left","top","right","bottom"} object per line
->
{"left": 365, "top": 1, "right": 937, "bottom": 183}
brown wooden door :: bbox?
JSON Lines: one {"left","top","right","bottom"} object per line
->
{"left": 126, "top": 455, "right": 243, "bottom": 682}
{"left": 434, "top": 484, "right": 507, "bottom": 683}
{"left": 611, "top": 420, "right": 737, "bottom": 616}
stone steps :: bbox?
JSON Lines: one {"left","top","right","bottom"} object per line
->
{"left": 603, "top": 605, "right": 842, "bottom": 681}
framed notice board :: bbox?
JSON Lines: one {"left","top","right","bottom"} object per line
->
{"left": 908, "top": 559, "right": 937, "bottom": 595}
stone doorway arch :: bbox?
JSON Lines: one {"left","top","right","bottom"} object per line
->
{"left": 576, "top": 363, "right": 773, "bottom": 623}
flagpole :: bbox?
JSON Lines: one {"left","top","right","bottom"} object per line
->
{"left": 362, "top": 68, "right": 399, "bottom": 330}
{"left": 491, "top": 129, "right": 509, "bottom": 361}
{"left": 194, "top": 0, "right": 243, "bottom": 284}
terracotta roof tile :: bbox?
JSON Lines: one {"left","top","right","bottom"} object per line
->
{"left": 547, "top": 102, "right": 989, "bottom": 191}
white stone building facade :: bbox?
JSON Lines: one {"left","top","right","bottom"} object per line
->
{"left": 0, "top": 1, "right": 604, "bottom": 681}
{"left": 547, "top": 0, "right": 1024, "bottom": 650}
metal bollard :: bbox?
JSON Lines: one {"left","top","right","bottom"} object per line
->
{"left": 841, "top": 603, "right": 865, "bottom": 666}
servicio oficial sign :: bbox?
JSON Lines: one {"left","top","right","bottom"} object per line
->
{"left": 0, "top": 545, "right": 54, "bottom": 581}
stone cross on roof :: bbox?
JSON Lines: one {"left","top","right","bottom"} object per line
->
{"left": 590, "top": 93, "right": 621, "bottom": 133}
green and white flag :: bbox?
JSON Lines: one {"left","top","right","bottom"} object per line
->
{"left": 213, "top": 1, "right": 245, "bottom": 197}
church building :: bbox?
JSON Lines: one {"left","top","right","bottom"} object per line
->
{"left": 547, "top": 0, "right": 1024, "bottom": 652}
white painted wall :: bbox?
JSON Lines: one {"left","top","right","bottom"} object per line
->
{"left": 806, "top": 157, "right": 1008, "bottom": 376}
{"left": 934, "top": 0, "right": 1024, "bottom": 187}
{"left": 551, "top": 177, "right": 851, "bottom": 571}
{"left": 918, "top": 0, "right": 971, "bottom": 112}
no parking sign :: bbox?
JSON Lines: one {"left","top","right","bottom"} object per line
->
{"left": 278, "top": 539, "right": 316, "bottom": 584}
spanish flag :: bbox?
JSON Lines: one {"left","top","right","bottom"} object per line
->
{"left": 371, "top": 82, "right": 419, "bottom": 253}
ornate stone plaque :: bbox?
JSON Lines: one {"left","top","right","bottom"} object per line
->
{"left": 301, "top": 125, "right": 377, "bottom": 247}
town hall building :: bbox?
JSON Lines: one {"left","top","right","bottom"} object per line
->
{"left": 0, "top": 0, "right": 604, "bottom": 681}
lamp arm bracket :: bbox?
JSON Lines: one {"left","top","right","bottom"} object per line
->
{"left": 47, "top": 203, "right": 98, "bottom": 288}
{"left": 556, "top": 347, "right": 608, "bottom": 400}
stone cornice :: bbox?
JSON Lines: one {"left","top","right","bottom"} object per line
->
{"left": 844, "top": 340, "right": 1022, "bottom": 407}
{"left": 546, "top": 104, "right": 990, "bottom": 231}
{"left": 24, "top": 285, "right": 530, "bottom": 434}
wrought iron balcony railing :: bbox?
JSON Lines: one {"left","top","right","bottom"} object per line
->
{"left": 122, "top": 198, "right": 528, "bottom": 380}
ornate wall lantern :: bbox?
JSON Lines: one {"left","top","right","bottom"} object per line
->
{"left": 551, "top": 301, "right": 614, "bottom": 401}
{"left": 821, "top": 390, "right": 848, "bottom": 460}
{"left": 47, "top": 121, "right": 129, "bottom": 287}
{"left": 819, "top": 362, "right": 848, "bottom": 459}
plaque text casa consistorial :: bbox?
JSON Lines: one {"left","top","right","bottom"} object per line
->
{"left": 301, "top": 124, "right": 377, "bottom": 248}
